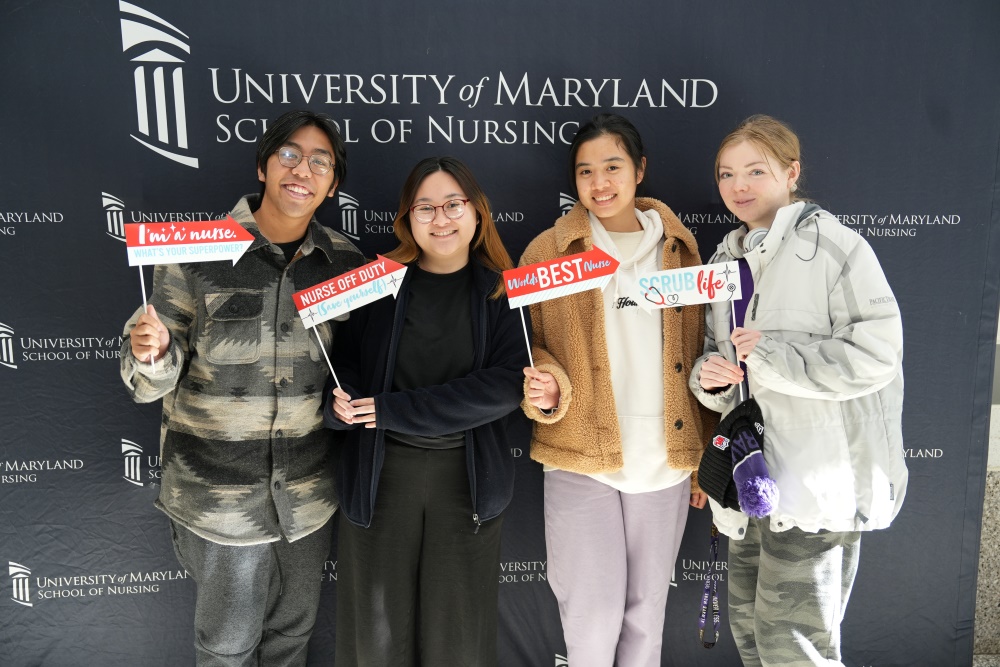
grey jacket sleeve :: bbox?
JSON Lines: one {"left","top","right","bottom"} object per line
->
{"left": 690, "top": 249, "right": 740, "bottom": 413}
{"left": 744, "top": 236, "right": 902, "bottom": 401}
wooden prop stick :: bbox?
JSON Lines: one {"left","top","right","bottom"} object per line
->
{"left": 519, "top": 307, "right": 535, "bottom": 369}
{"left": 313, "top": 328, "right": 340, "bottom": 390}
{"left": 138, "top": 267, "right": 155, "bottom": 371}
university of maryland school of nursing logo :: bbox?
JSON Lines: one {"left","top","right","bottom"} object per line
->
{"left": 103, "top": 192, "right": 127, "bottom": 241}
{"left": 559, "top": 193, "right": 577, "bottom": 216}
{"left": 9, "top": 562, "right": 32, "bottom": 607}
{"left": 712, "top": 435, "right": 730, "bottom": 451}
{"left": 0, "top": 322, "right": 16, "bottom": 370}
{"left": 119, "top": 1, "right": 199, "bottom": 168}
{"left": 338, "top": 192, "right": 361, "bottom": 240}
{"left": 122, "top": 438, "right": 161, "bottom": 487}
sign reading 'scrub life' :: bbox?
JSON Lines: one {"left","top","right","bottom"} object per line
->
{"left": 293, "top": 255, "right": 407, "bottom": 328}
{"left": 124, "top": 217, "right": 254, "bottom": 266}
{"left": 634, "top": 261, "right": 742, "bottom": 311}
{"left": 503, "top": 247, "right": 620, "bottom": 308}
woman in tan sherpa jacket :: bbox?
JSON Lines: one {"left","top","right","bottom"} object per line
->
{"left": 521, "top": 114, "right": 715, "bottom": 666}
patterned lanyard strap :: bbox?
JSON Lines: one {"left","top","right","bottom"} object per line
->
{"left": 698, "top": 523, "right": 721, "bottom": 648}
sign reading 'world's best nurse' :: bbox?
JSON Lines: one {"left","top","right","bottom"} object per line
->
{"left": 503, "top": 246, "right": 619, "bottom": 308}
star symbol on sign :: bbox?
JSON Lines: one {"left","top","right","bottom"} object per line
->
{"left": 170, "top": 224, "right": 176, "bottom": 232}
{"left": 387, "top": 274, "right": 400, "bottom": 288}
{"left": 301, "top": 310, "right": 316, "bottom": 325}
{"left": 720, "top": 265, "right": 736, "bottom": 281}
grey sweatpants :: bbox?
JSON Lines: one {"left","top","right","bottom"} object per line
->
{"left": 543, "top": 469, "right": 690, "bottom": 667}
{"left": 170, "top": 520, "right": 332, "bottom": 667}
{"left": 727, "top": 517, "right": 861, "bottom": 667}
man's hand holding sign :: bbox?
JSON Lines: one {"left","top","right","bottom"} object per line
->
{"left": 124, "top": 217, "right": 254, "bottom": 368}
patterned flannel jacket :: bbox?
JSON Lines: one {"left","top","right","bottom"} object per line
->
{"left": 121, "top": 194, "right": 364, "bottom": 545}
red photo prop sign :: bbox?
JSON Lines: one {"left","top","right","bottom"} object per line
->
{"left": 125, "top": 216, "right": 254, "bottom": 266}
{"left": 503, "top": 246, "right": 619, "bottom": 308}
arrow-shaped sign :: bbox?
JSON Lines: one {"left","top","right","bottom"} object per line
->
{"left": 124, "top": 216, "right": 254, "bottom": 266}
{"left": 634, "top": 261, "right": 742, "bottom": 312}
{"left": 293, "top": 255, "right": 407, "bottom": 329}
{"left": 503, "top": 246, "right": 620, "bottom": 309}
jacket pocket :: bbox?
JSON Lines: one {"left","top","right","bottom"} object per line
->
{"left": 203, "top": 290, "right": 264, "bottom": 365}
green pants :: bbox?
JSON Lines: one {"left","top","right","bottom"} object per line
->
{"left": 727, "top": 517, "right": 861, "bottom": 667}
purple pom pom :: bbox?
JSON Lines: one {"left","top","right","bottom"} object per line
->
{"left": 737, "top": 477, "right": 779, "bottom": 519}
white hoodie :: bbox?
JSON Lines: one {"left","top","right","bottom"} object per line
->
{"left": 582, "top": 208, "right": 690, "bottom": 493}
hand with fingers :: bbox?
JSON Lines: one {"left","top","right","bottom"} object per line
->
{"left": 130, "top": 305, "right": 170, "bottom": 363}
{"left": 330, "top": 386, "right": 378, "bottom": 428}
{"left": 523, "top": 366, "right": 560, "bottom": 410}
{"left": 698, "top": 354, "right": 744, "bottom": 391}
{"left": 730, "top": 327, "right": 762, "bottom": 362}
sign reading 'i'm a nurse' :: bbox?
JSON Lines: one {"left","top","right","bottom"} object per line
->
{"left": 124, "top": 217, "right": 254, "bottom": 266}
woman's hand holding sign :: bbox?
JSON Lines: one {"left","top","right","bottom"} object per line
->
{"left": 330, "top": 386, "right": 378, "bottom": 428}
{"left": 731, "top": 327, "right": 761, "bottom": 362}
{"left": 699, "top": 354, "right": 744, "bottom": 390}
{"left": 130, "top": 305, "right": 170, "bottom": 363}
{"left": 524, "top": 367, "right": 560, "bottom": 410}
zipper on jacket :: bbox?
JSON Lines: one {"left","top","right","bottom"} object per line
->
{"left": 467, "top": 290, "right": 488, "bottom": 529}
{"left": 751, "top": 294, "right": 760, "bottom": 321}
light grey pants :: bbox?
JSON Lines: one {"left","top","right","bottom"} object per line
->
{"left": 543, "top": 470, "right": 690, "bottom": 667}
{"left": 170, "top": 520, "right": 332, "bottom": 667}
{"left": 727, "top": 517, "right": 861, "bottom": 667}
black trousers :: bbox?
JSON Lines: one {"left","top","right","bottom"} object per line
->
{"left": 335, "top": 442, "right": 503, "bottom": 667}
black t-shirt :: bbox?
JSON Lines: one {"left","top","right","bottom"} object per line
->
{"left": 385, "top": 264, "right": 475, "bottom": 449}
{"left": 274, "top": 238, "right": 302, "bottom": 265}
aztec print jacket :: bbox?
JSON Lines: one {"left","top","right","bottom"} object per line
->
{"left": 121, "top": 194, "right": 364, "bottom": 545}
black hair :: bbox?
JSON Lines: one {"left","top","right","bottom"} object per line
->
{"left": 567, "top": 113, "right": 646, "bottom": 197}
{"left": 256, "top": 110, "right": 347, "bottom": 190}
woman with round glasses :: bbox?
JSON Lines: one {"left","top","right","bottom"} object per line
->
{"left": 323, "top": 156, "right": 528, "bottom": 666}
{"left": 520, "top": 113, "right": 713, "bottom": 665}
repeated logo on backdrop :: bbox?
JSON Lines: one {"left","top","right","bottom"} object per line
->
{"left": 120, "top": 1, "right": 198, "bottom": 168}
{"left": 0, "top": 319, "right": 123, "bottom": 368}
{"left": 100, "top": 192, "right": 230, "bottom": 244}
{"left": 121, "top": 439, "right": 161, "bottom": 488}
{"left": 5, "top": 558, "right": 188, "bottom": 607}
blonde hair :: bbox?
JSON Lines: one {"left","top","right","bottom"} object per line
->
{"left": 715, "top": 115, "right": 804, "bottom": 200}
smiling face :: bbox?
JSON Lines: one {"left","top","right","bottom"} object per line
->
{"left": 573, "top": 133, "right": 646, "bottom": 232}
{"left": 717, "top": 140, "right": 800, "bottom": 230}
{"left": 254, "top": 124, "right": 338, "bottom": 242}
{"left": 409, "top": 170, "right": 477, "bottom": 274}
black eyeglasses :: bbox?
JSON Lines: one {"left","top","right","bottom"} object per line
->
{"left": 410, "top": 199, "right": 470, "bottom": 224}
{"left": 275, "top": 146, "right": 334, "bottom": 176}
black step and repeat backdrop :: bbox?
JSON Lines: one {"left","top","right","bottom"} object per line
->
{"left": 2, "top": 2, "right": 999, "bottom": 665}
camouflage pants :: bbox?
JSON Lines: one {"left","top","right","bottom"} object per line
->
{"left": 727, "top": 518, "right": 861, "bottom": 667}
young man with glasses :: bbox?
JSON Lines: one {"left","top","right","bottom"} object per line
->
{"left": 121, "top": 110, "right": 364, "bottom": 666}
